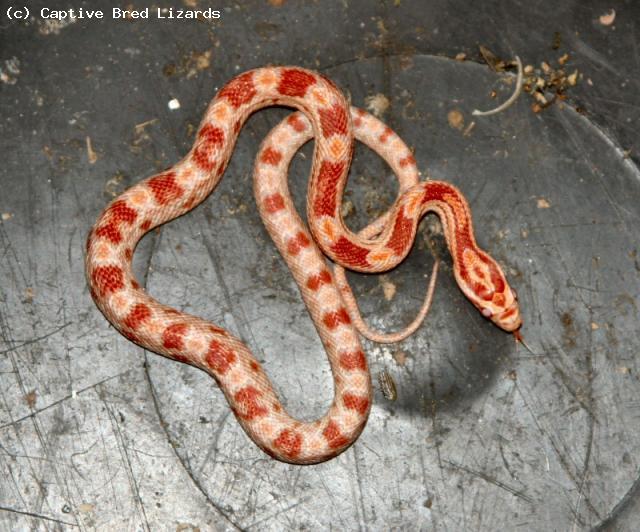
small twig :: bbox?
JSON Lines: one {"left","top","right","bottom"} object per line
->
{"left": 472, "top": 56, "right": 523, "bottom": 117}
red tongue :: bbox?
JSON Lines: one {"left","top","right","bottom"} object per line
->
{"left": 513, "top": 329, "right": 536, "bottom": 355}
{"left": 513, "top": 329, "right": 524, "bottom": 343}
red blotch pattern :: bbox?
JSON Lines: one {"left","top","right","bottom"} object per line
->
{"left": 107, "top": 200, "right": 138, "bottom": 224}
{"left": 423, "top": 182, "right": 476, "bottom": 288}
{"left": 263, "top": 193, "right": 285, "bottom": 213}
{"left": 95, "top": 222, "right": 123, "bottom": 244}
{"left": 330, "top": 237, "right": 370, "bottom": 268}
{"left": 260, "top": 147, "right": 282, "bottom": 166}
{"left": 286, "top": 231, "right": 311, "bottom": 255}
{"left": 493, "top": 293, "right": 506, "bottom": 307}
{"left": 193, "top": 124, "right": 225, "bottom": 172}
{"left": 218, "top": 71, "right": 257, "bottom": 108}
{"left": 162, "top": 323, "right": 189, "bottom": 350}
{"left": 94, "top": 200, "right": 139, "bottom": 245}
{"left": 234, "top": 386, "right": 268, "bottom": 420}
{"left": 399, "top": 154, "right": 416, "bottom": 167}
{"left": 379, "top": 127, "right": 392, "bottom": 143}
{"left": 318, "top": 103, "right": 348, "bottom": 138}
{"left": 124, "top": 303, "right": 151, "bottom": 330}
{"left": 339, "top": 350, "right": 367, "bottom": 372}
{"left": 287, "top": 114, "right": 306, "bottom": 132}
{"left": 148, "top": 172, "right": 184, "bottom": 205}
{"left": 306, "top": 269, "right": 332, "bottom": 291}
{"left": 277, "top": 68, "right": 317, "bottom": 97}
{"left": 322, "top": 307, "right": 351, "bottom": 330}
{"left": 488, "top": 260, "right": 506, "bottom": 293}
{"left": 323, "top": 420, "right": 350, "bottom": 449}
{"left": 273, "top": 429, "right": 303, "bottom": 459}
{"left": 91, "top": 265, "right": 125, "bottom": 297}
{"left": 205, "top": 339, "right": 237, "bottom": 375}
{"left": 312, "top": 160, "right": 345, "bottom": 217}
{"left": 386, "top": 210, "right": 413, "bottom": 256}
{"left": 343, "top": 393, "right": 370, "bottom": 415}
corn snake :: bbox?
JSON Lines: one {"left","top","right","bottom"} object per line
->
{"left": 85, "top": 66, "right": 522, "bottom": 464}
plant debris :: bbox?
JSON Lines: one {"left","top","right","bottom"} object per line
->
{"left": 523, "top": 56, "right": 581, "bottom": 113}
{"left": 476, "top": 45, "right": 582, "bottom": 114}
{"left": 380, "top": 276, "right": 397, "bottom": 301}
{"left": 378, "top": 369, "right": 398, "bottom": 401}
{"left": 163, "top": 49, "right": 212, "bottom": 79}
{"left": 447, "top": 109, "right": 465, "bottom": 130}
{"left": 86, "top": 136, "right": 98, "bottom": 164}
{"left": 473, "top": 56, "right": 523, "bottom": 117}
{"left": 365, "top": 93, "right": 390, "bottom": 117}
{"left": 479, "top": 45, "right": 509, "bottom": 72}
{"left": 537, "top": 198, "right": 551, "bottom": 209}
{"left": 599, "top": 9, "right": 616, "bottom": 26}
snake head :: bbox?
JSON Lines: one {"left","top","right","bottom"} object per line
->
{"left": 458, "top": 249, "right": 522, "bottom": 333}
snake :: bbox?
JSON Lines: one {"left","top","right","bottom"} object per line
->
{"left": 85, "top": 67, "right": 522, "bottom": 464}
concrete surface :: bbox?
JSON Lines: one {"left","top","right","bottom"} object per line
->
{"left": 1, "top": 0, "right": 639, "bottom": 530}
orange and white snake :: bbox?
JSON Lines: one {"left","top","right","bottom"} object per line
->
{"left": 86, "top": 67, "right": 522, "bottom": 464}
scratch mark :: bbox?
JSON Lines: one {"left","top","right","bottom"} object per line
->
{"left": 0, "top": 321, "right": 72, "bottom": 355}
{"left": 143, "top": 356, "right": 243, "bottom": 530}
{"left": 0, "top": 370, "right": 130, "bottom": 430}
{"left": 0, "top": 505, "right": 78, "bottom": 527}
{"left": 100, "top": 387, "right": 151, "bottom": 532}
{"left": 444, "top": 459, "right": 534, "bottom": 504}
{"left": 244, "top": 498, "right": 309, "bottom": 530}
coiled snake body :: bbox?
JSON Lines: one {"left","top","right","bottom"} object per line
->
{"left": 86, "top": 67, "right": 522, "bottom": 464}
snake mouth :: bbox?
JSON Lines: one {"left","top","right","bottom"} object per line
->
{"left": 495, "top": 303, "right": 522, "bottom": 332}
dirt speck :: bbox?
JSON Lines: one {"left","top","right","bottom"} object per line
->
{"left": 599, "top": 9, "right": 616, "bottom": 26}
{"left": 86, "top": 136, "right": 98, "bottom": 164}
{"left": 340, "top": 200, "right": 355, "bottom": 219}
{"left": 24, "top": 287, "right": 35, "bottom": 303}
{"left": 365, "top": 93, "right": 390, "bottom": 117}
{"left": 380, "top": 276, "right": 397, "bottom": 301}
{"left": 0, "top": 57, "right": 20, "bottom": 84}
{"left": 536, "top": 198, "right": 551, "bottom": 209}
{"left": 24, "top": 390, "right": 37, "bottom": 409}
{"left": 393, "top": 350, "right": 407, "bottom": 366}
{"left": 163, "top": 49, "right": 213, "bottom": 79}
{"left": 104, "top": 174, "right": 125, "bottom": 198}
{"left": 560, "top": 311, "right": 577, "bottom": 348}
{"left": 447, "top": 109, "right": 464, "bottom": 130}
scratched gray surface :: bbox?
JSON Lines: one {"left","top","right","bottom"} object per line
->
{"left": 1, "top": 0, "right": 640, "bottom": 530}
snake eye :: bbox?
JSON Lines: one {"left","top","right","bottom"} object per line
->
{"left": 482, "top": 307, "right": 493, "bottom": 318}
